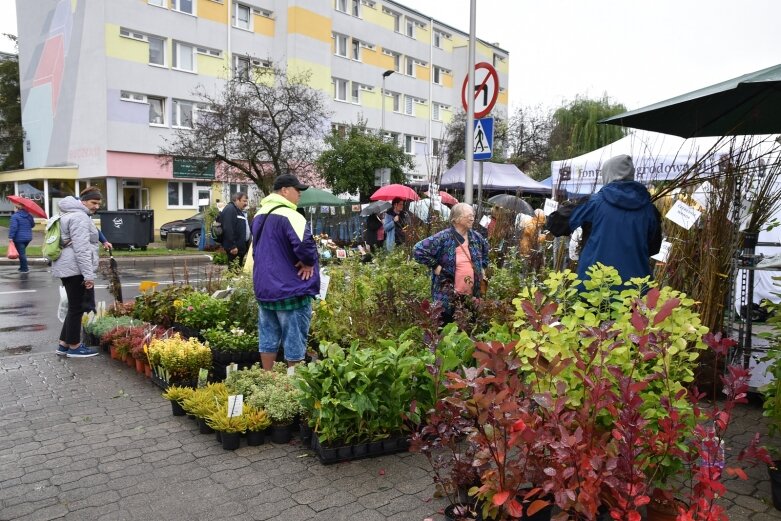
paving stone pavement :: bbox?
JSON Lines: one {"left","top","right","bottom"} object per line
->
{"left": 1, "top": 351, "right": 781, "bottom": 521}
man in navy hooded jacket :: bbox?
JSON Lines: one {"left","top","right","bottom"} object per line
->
{"left": 569, "top": 154, "right": 662, "bottom": 287}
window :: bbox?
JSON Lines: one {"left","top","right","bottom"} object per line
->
{"left": 351, "top": 0, "right": 360, "bottom": 16}
{"left": 227, "top": 183, "right": 249, "bottom": 198}
{"left": 404, "top": 95, "right": 414, "bottom": 115}
{"left": 173, "top": 99, "right": 195, "bottom": 128}
{"left": 120, "top": 91, "right": 146, "bottom": 103}
{"left": 351, "top": 39, "right": 360, "bottom": 61}
{"left": 405, "top": 56, "right": 414, "bottom": 76}
{"left": 120, "top": 28, "right": 147, "bottom": 41}
{"left": 432, "top": 139, "right": 442, "bottom": 156}
{"left": 384, "top": 131, "right": 399, "bottom": 145}
{"left": 234, "top": 3, "right": 251, "bottom": 30}
{"left": 351, "top": 82, "right": 359, "bottom": 103}
{"left": 196, "top": 46, "right": 221, "bottom": 58}
{"left": 168, "top": 182, "right": 195, "bottom": 207}
{"left": 333, "top": 78, "right": 348, "bottom": 101}
{"left": 384, "top": 9, "right": 400, "bottom": 32}
{"left": 493, "top": 53, "right": 505, "bottom": 67}
{"left": 148, "top": 35, "right": 165, "bottom": 66}
{"left": 334, "top": 33, "right": 348, "bottom": 57}
{"left": 335, "top": 0, "right": 347, "bottom": 12}
{"left": 405, "top": 18, "right": 414, "bottom": 38}
{"left": 234, "top": 55, "right": 250, "bottom": 80}
{"left": 433, "top": 67, "right": 442, "bottom": 85}
{"left": 173, "top": 42, "right": 194, "bottom": 71}
{"left": 391, "top": 92, "right": 400, "bottom": 112}
{"left": 383, "top": 49, "right": 401, "bottom": 72}
{"left": 148, "top": 96, "right": 165, "bottom": 125}
{"left": 148, "top": 0, "right": 165, "bottom": 6}
{"left": 433, "top": 103, "right": 441, "bottom": 121}
{"left": 331, "top": 123, "right": 348, "bottom": 138}
{"left": 404, "top": 135, "right": 413, "bottom": 154}
{"left": 172, "top": 0, "right": 194, "bottom": 14}
{"left": 433, "top": 31, "right": 442, "bottom": 48}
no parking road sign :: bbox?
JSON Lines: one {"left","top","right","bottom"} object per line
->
{"left": 462, "top": 62, "right": 499, "bottom": 118}
{"left": 473, "top": 117, "right": 494, "bottom": 161}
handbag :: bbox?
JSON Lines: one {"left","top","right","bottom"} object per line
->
{"left": 7, "top": 240, "right": 18, "bottom": 260}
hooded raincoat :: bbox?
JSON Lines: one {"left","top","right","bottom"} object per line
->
{"left": 51, "top": 197, "right": 100, "bottom": 281}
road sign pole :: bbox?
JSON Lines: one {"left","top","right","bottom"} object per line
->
{"left": 477, "top": 161, "right": 484, "bottom": 218}
{"left": 464, "top": 0, "right": 476, "bottom": 205}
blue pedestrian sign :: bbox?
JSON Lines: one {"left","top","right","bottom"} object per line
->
{"left": 473, "top": 117, "right": 494, "bottom": 161}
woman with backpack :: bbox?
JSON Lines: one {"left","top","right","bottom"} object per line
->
{"left": 8, "top": 201, "right": 35, "bottom": 273}
{"left": 52, "top": 187, "right": 103, "bottom": 358}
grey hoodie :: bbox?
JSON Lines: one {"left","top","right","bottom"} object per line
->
{"left": 51, "top": 197, "right": 99, "bottom": 281}
{"left": 601, "top": 154, "right": 635, "bottom": 185}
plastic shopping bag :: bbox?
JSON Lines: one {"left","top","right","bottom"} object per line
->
{"left": 57, "top": 286, "right": 68, "bottom": 323}
{"left": 7, "top": 241, "right": 18, "bottom": 260}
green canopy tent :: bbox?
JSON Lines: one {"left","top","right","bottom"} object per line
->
{"left": 601, "top": 63, "right": 781, "bottom": 137}
{"left": 297, "top": 187, "right": 351, "bottom": 207}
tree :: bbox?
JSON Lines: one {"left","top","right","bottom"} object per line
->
{"left": 316, "top": 121, "right": 414, "bottom": 200}
{"left": 443, "top": 111, "right": 507, "bottom": 169}
{"left": 161, "top": 62, "right": 329, "bottom": 194}
{"left": 505, "top": 105, "right": 553, "bottom": 180}
{"left": 548, "top": 95, "right": 627, "bottom": 161}
{"left": 0, "top": 35, "right": 23, "bottom": 171}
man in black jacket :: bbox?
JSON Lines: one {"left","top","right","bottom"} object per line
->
{"left": 220, "top": 192, "right": 251, "bottom": 268}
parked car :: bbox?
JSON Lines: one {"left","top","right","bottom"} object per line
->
{"left": 159, "top": 213, "right": 204, "bottom": 247}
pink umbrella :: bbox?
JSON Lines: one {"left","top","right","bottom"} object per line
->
{"left": 426, "top": 191, "right": 458, "bottom": 206}
{"left": 370, "top": 184, "right": 419, "bottom": 202}
{"left": 7, "top": 195, "right": 47, "bottom": 218}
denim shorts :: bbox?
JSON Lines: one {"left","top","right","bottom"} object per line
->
{"left": 258, "top": 299, "right": 312, "bottom": 362}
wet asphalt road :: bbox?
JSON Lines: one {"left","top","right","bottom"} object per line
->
{"left": 0, "top": 256, "right": 215, "bottom": 357}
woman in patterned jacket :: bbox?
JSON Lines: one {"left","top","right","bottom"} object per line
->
{"left": 413, "top": 203, "right": 489, "bottom": 323}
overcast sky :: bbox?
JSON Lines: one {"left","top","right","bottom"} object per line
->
{"left": 3, "top": 1, "right": 781, "bottom": 112}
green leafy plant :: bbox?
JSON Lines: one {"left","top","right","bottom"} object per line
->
{"left": 147, "top": 334, "right": 212, "bottom": 384}
{"left": 85, "top": 316, "right": 142, "bottom": 339}
{"left": 203, "top": 323, "right": 259, "bottom": 353}
{"left": 162, "top": 385, "right": 194, "bottom": 403}
{"left": 175, "top": 291, "right": 230, "bottom": 332}
{"left": 181, "top": 383, "right": 228, "bottom": 419}
{"left": 225, "top": 273, "right": 259, "bottom": 333}
{"left": 244, "top": 406, "right": 271, "bottom": 432}
{"left": 132, "top": 285, "right": 194, "bottom": 327}
{"left": 205, "top": 405, "right": 248, "bottom": 433}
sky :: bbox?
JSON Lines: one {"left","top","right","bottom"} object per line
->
{"left": 2, "top": 1, "right": 781, "bottom": 113}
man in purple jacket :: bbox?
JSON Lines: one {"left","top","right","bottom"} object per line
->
{"left": 251, "top": 174, "right": 320, "bottom": 370}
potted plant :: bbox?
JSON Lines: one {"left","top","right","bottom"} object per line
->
{"left": 174, "top": 291, "right": 229, "bottom": 338}
{"left": 251, "top": 380, "right": 302, "bottom": 444}
{"left": 146, "top": 334, "right": 212, "bottom": 387}
{"left": 132, "top": 284, "right": 194, "bottom": 328}
{"left": 162, "top": 385, "right": 193, "bottom": 416}
{"left": 206, "top": 404, "right": 248, "bottom": 450}
{"left": 244, "top": 406, "right": 271, "bottom": 446}
{"left": 182, "top": 383, "right": 227, "bottom": 434}
{"left": 203, "top": 323, "right": 260, "bottom": 375}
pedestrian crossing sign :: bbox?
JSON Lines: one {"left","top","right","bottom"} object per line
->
{"left": 473, "top": 117, "right": 494, "bottom": 160}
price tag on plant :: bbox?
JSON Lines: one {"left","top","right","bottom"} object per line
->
{"left": 665, "top": 200, "right": 701, "bottom": 230}
{"left": 651, "top": 240, "right": 672, "bottom": 263}
{"left": 197, "top": 368, "right": 208, "bottom": 388}
{"left": 228, "top": 395, "right": 243, "bottom": 418}
{"left": 318, "top": 273, "right": 330, "bottom": 301}
{"left": 479, "top": 215, "right": 491, "bottom": 228}
{"left": 543, "top": 198, "right": 559, "bottom": 216}
{"left": 225, "top": 363, "right": 238, "bottom": 377}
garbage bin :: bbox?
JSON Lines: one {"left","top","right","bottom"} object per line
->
{"left": 166, "top": 232, "right": 186, "bottom": 250}
{"left": 98, "top": 210, "right": 155, "bottom": 249}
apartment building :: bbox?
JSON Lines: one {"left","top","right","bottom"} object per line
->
{"left": 9, "top": 0, "right": 508, "bottom": 226}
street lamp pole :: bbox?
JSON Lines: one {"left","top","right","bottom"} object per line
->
{"left": 381, "top": 70, "right": 394, "bottom": 134}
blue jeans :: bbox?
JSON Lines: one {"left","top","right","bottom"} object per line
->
{"left": 15, "top": 241, "right": 30, "bottom": 272}
{"left": 258, "top": 299, "right": 312, "bottom": 362}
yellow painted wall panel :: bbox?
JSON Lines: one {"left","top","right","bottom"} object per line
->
{"left": 498, "top": 90, "right": 508, "bottom": 106}
{"left": 254, "top": 15, "right": 275, "bottom": 36}
{"left": 496, "top": 59, "right": 509, "bottom": 74}
{"left": 416, "top": 25, "right": 430, "bottom": 43}
{"left": 105, "top": 24, "right": 148, "bottom": 64}
{"left": 287, "top": 57, "right": 331, "bottom": 91}
{"left": 197, "top": 54, "right": 228, "bottom": 78}
{"left": 366, "top": 7, "right": 394, "bottom": 31}
{"left": 362, "top": 89, "right": 381, "bottom": 110}
{"left": 362, "top": 47, "right": 392, "bottom": 70}
{"left": 443, "top": 73, "right": 453, "bottom": 89}
{"left": 442, "top": 109, "right": 453, "bottom": 125}
{"left": 198, "top": 0, "right": 228, "bottom": 24}
{"left": 414, "top": 102, "right": 429, "bottom": 119}
{"left": 288, "top": 6, "right": 332, "bottom": 43}
{"left": 416, "top": 64, "right": 429, "bottom": 82}
{"left": 452, "top": 35, "right": 467, "bottom": 48}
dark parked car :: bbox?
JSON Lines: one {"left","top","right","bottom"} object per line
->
{"left": 159, "top": 213, "right": 204, "bottom": 247}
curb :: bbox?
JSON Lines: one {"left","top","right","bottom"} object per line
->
{"left": 0, "top": 254, "right": 213, "bottom": 267}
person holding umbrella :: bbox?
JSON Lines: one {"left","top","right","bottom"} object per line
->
{"left": 8, "top": 200, "right": 35, "bottom": 273}
{"left": 53, "top": 187, "right": 103, "bottom": 358}
{"left": 383, "top": 198, "right": 408, "bottom": 252}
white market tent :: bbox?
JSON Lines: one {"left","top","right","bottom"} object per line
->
{"left": 441, "top": 160, "right": 550, "bottom": 194}
{"left": 549, "top": 131, "right": 730, "bottom": 195}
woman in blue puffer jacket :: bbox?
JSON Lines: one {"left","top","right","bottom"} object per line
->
{"left": 8, "top": 202, "right": 35, "bottom": 273}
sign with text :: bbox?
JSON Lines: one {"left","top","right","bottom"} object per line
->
{"left": 651, "top": 240, "right": 672, "bottom": 263}
{"left": 665, "top": 200, "right": 701, "bottom": 230}
{"left": 543, "top": 198, "right": 559, "bottom": 216}
{"left": 173, "top": 157, "right": 215, "bottom": 180}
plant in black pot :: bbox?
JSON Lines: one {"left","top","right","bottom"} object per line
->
{"left": 248, "top": 373, "right": 302, "bottom": 445}
{"left": 162, "top": 385, "right": 193, "bottom": 416}
{"left": 244, "top": 406, "right": 271, "bottom": 446}
{"left": 206, "top": 405, "right": 248, "bottom": 450}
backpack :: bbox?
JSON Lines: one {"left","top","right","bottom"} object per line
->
{"left": 210, "top": 211, "right": 224, "bottom": 242}
{"left": 42, "top": 216, "right": 64, "bottom": 261}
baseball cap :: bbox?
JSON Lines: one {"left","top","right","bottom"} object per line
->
{"left": 273, "top": 174, "right": 309, "bottom": 191}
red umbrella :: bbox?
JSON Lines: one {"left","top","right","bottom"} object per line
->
{"left": 7, "top": 195, "right": 47, "bottom": 218}
{"left": 370, "top": 184, "right": 419, "bottom": 202}
{"left": 427, "top": 191, "right": 458, "bottom": 206}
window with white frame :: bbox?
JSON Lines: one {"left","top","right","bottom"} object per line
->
{"left": 227, "top": 183, "right": 250, "bottom": 199}
{"left": 120, "top": 91, "right": 146, "bottom": 103}
{"left": 168, "top": 182, "right": 195, "bottom": 208}
{"left": 148, "top": 35, "right": 165, "bottom": 66}
{"left": 333, "top": 78, "right": 348, "bottom": 101}
{"left": 334, "top": 33, "right": 348, "bottom": 57}
{"left": 172, "top": 0, "right": 194, "bottom": 14}
{"left": 351, "top": 0, "right": 360, "bottom": 16}
{"left": 383, "top": 8, "right": 400, "bottom": 32}
{"left": 433, "top": 103, "right": 441, "bottom": 121}
{"left": 493, "top": 53, "right": 505, "bottom": 67}
{"left": 173, "top": 42, "right": 195, "bottom": 71}
{"left": 331, "top": 123, "right": 349, "bottom": 138}
{"left": 173, "top": 99, "right": 195, "bottom": 128}
{"left": 432, "top": 139, "right": 442, "bottom": 157}
{"left": 433, "top": 31, "right": 442, "bottom": 48}
{"left": 148, "top": 96, "right": 165, "bottom": 125}
{"left": 404, "top": 135, "right": 413, "bottom": 154}
{"left": 234, "top": 55, "right": 250, "bottom": 80}
{"left": 404, "top": 95, "right": 414, "bottom": 115}
{"left": 351, "top": 82, "right": 360, "bottom": 103}
{"left": 391, "top": 92, "right": 400, "bottom": 112}
{"left": 433, "top": 66, "right": 443, "bottom": 85}
{"left": 148, "top": 0, "right": 165, "bottom": 6}
{"left": 335, "top": 0, "right": 347, "bottom": 13}
{"left": 382, "top": 49, "right": 401, "bottom": 72}
{"left": 234, "top": 3, "right": 251, "bottom": 30}
{"left": 196, "top": 46, "right": 221, "bottom": 58}
{"left": 351, "top": 38, "right": 360, "bottom": 61}
{"left": 384, "top": 131, "right": 399, "bottom": 145}
{"left": 405, "top": 18, "right": 414, "bottom": 38}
